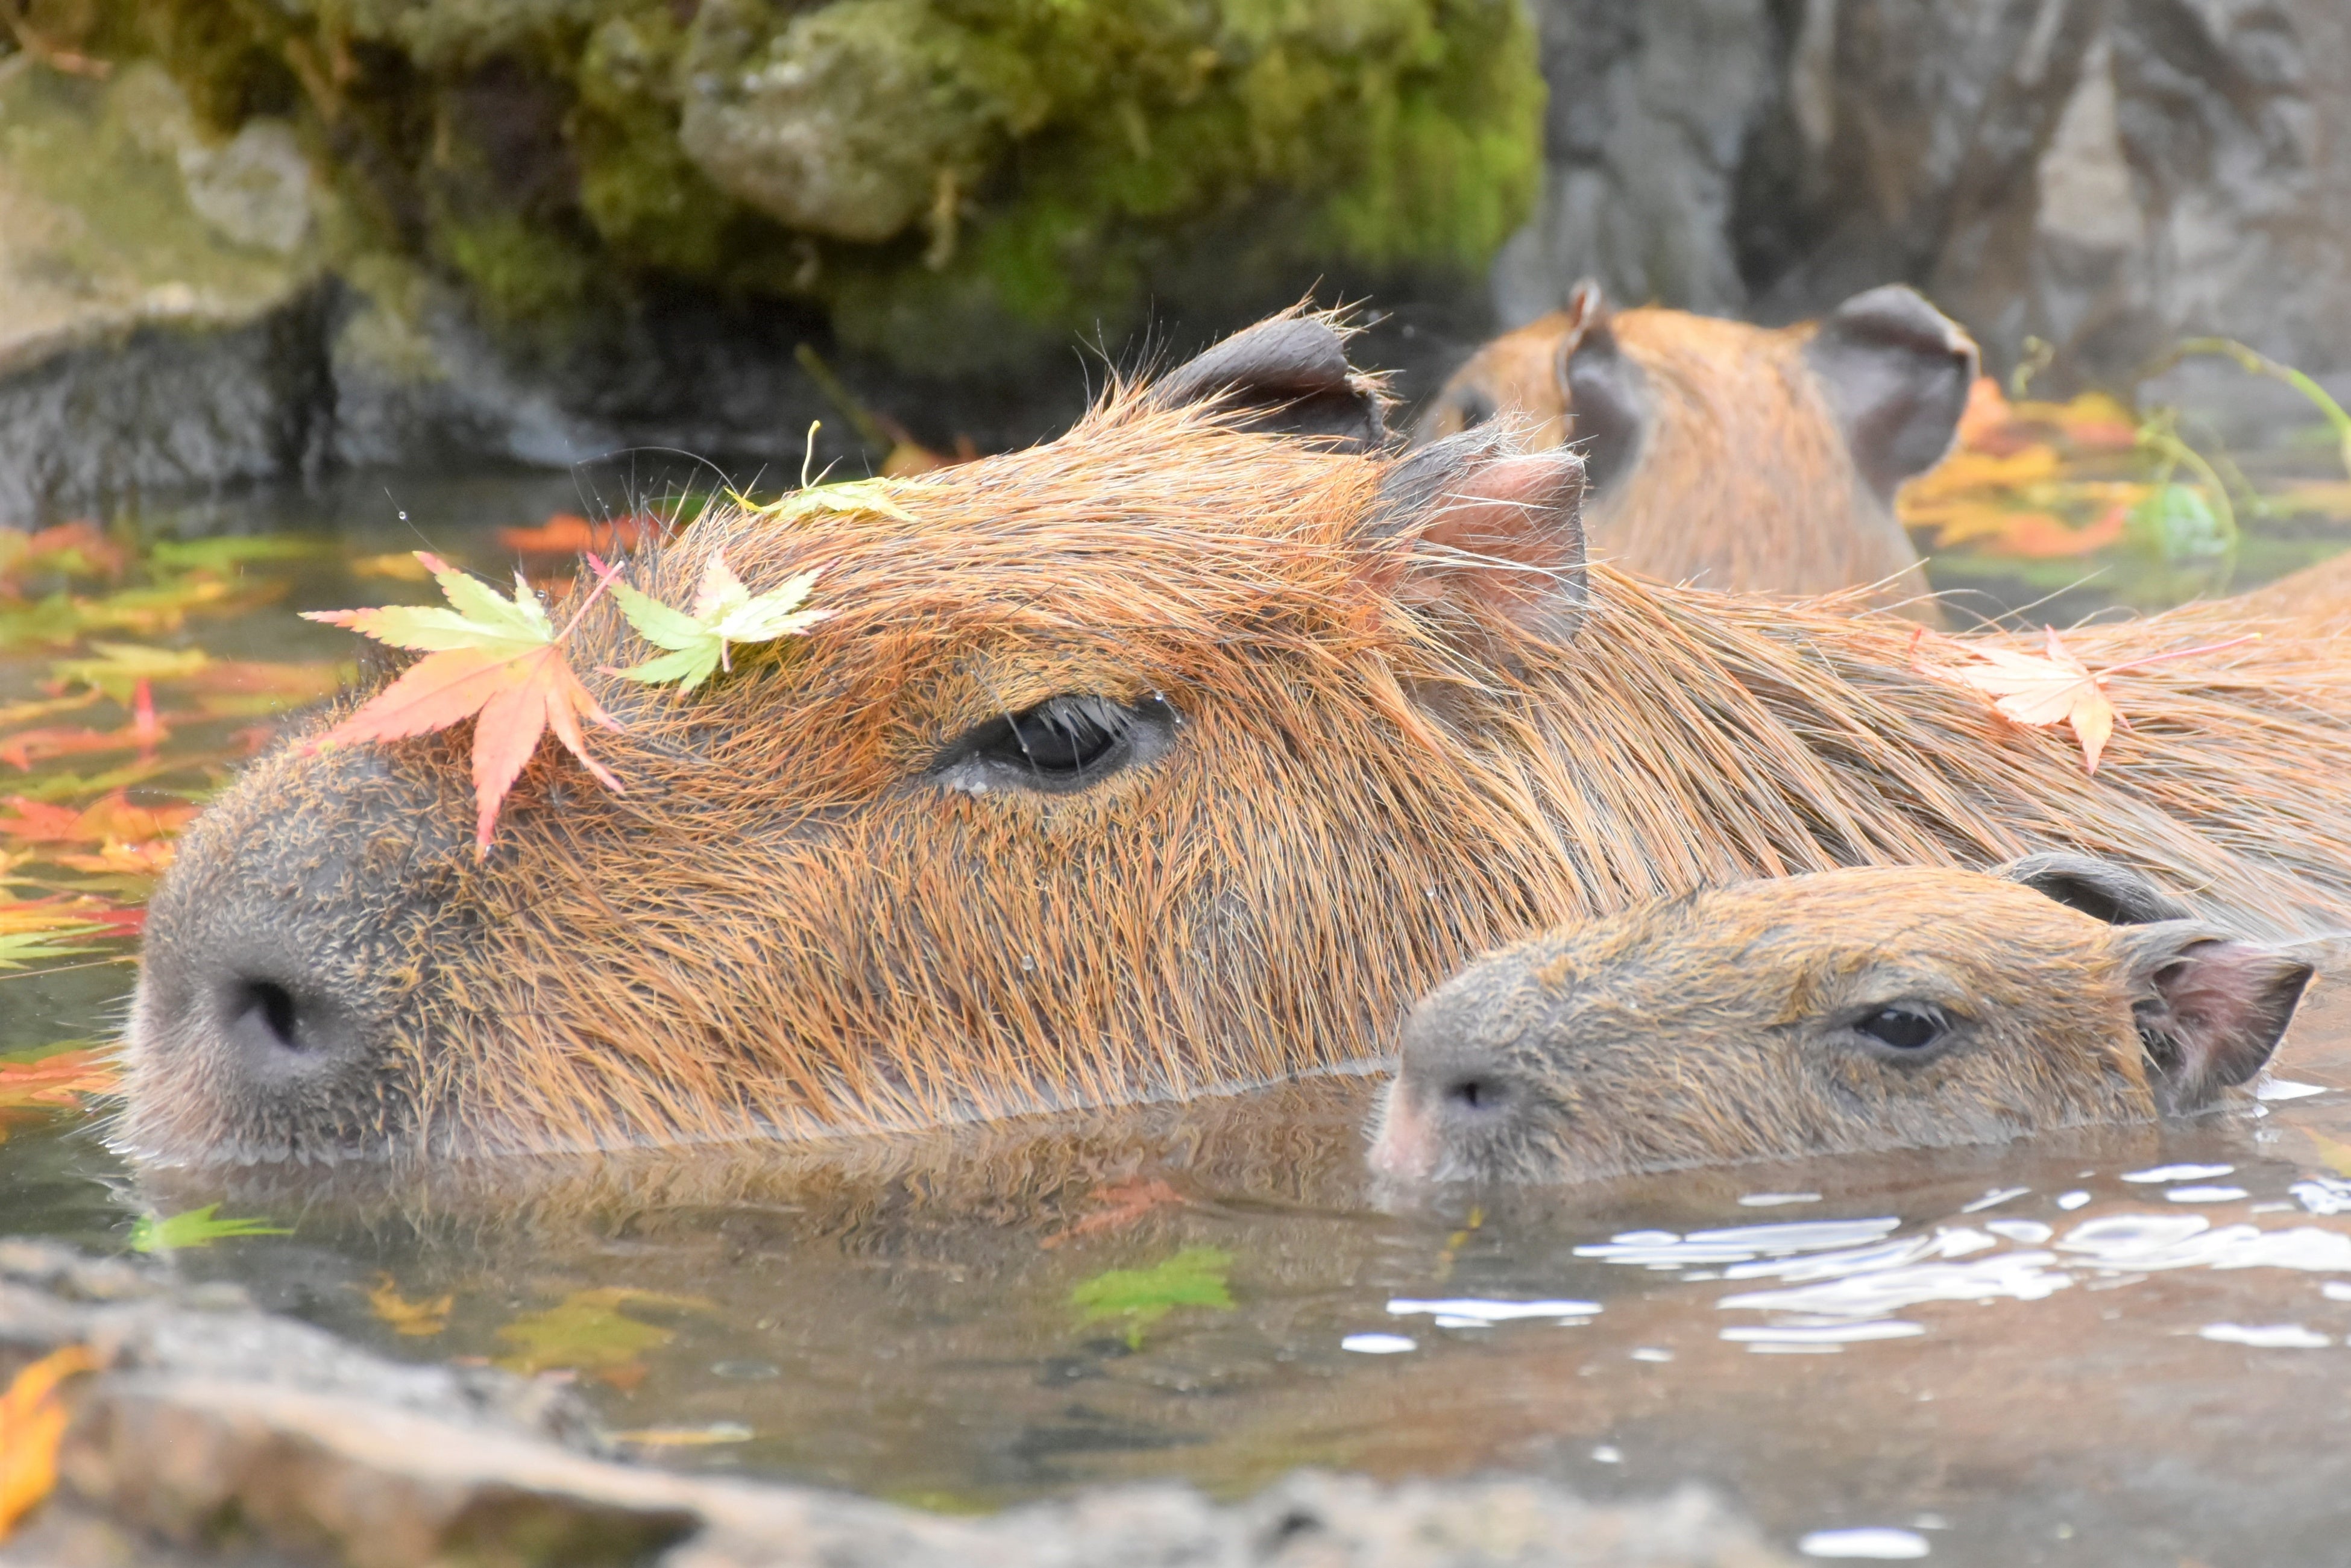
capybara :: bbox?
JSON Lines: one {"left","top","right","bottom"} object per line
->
{"left": 1370, "top": 856, "right": 2314, "bottom": 1185}
{"left": 1414, "top": 282, "right": 1975, "bottom": 617}
{"left": 127, "top": 314, "right": 2351, "bottom": 1167}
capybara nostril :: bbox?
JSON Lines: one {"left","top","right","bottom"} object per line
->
{"left": 220, "top": 977, "right": 341, "bottom": 1069}
{"left": 1442, "top": 1074, "right": 1511, "bottom": 1114}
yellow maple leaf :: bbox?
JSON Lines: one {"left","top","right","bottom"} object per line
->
{"left": 1918, "top": 627, "right": 2256, "bottom": 774}
{"left": 365, "top": 1274, "right": 453, "bottom": 1337}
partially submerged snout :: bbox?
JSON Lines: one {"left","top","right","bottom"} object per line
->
{"left": 1371, "top": 857, "right": 2317, "bottom": 1186}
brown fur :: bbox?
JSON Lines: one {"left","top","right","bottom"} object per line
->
{"left": 1370, "top": 865, "right": 2313, "bottom": 1184}
{"left": 124, "top": 347, "right": 2351, "bottom": 1167}
{"left": 1417, "top": 299, "right": 1945, "bottom": 616}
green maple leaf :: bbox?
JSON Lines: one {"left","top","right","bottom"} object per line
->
{"left": 0, "top": 928, "right": 108, "bottom": 971}
{"left": 130, "top": 1204, "right": 291, "bottom": 1252}
{"left": 608, "top": 550, "right": 830, "bottom": 692}
{"left": 1069, "top": 1247, "right": 1235, "bottom": 1350}
{"left": 309, "top": 553, "right": 556, "bottom": 656}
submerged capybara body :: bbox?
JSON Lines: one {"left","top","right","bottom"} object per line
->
{"left": 1371, "top": 858, "right": 2314, "bottom": 1185}
{"left": 127, "top": 315, "right": 2351, "bottom": 1167}
{"left": 1415, "top": 283, "right": 1976, "bottom": 617}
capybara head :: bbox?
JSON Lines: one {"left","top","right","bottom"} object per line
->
{"left": 1370, "top": 858, "right": 2315, "bottom": 1186}
{"left": 1414, "top": 282, "right": 1977, "bottom": 613}
{"left": 125, "top": 309, "right": 2351, "bottom": 1171}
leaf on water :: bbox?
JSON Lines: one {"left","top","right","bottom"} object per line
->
{"left": 499, "top": 513, "right": 662, "bottom": 556}
{"left": 608, "top": 550, "right": 830, "bottom": 692}
{"left": 365, "top": 1273, "right": 454, "bottom": 1337}
{"left": 608, "top": 1423, "right": 755, "bottom": 1447}
{"left": 493, "top": 1287, "right": 709, "bottom": 1377}
{"left": 2127, "top": 482, "right": 2233, "bottom": 565}
{"left": 0, "top": 1047, "right": 119, "bottom": 1108}
{"left": 0, "top": 930, "right": 109, "bottom": 972}
{"left": 147, "top": 537, "right": 332, "bottom": 574}
{"left": 1916, "top": 626, "right": 2258, "bottom": 774}
{"left": 0, "top": 793, "right": 198, "bottom": 848}
{"left": 2303, "top": 1129, "right": 2351, "bottom": 1179}
{"left": 1069, "top": 1246, "right": 1235, "bottom": 1349}
{"left": 1039, "top": 1177, "right": 1190, "bottom": 1250}
{"left": 0, "top": 1344, "right": 98, "bottom": 1540}
{"left": 304, "top": 553, "right": 625, "bottom": 854}
{"left": 129, "top": 1204, "right": 291, "bottom": 1253}
{"left": 48, "top": 644, "right": 209, "bottom": 702}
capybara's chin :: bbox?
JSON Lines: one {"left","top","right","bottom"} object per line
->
{"left": 1377, "top": 859, "right": 2314, "bottom": 1187}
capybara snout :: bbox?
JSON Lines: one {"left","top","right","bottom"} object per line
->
{"left": 1372, "top": 860, "right": 2315, "bottom": 1186}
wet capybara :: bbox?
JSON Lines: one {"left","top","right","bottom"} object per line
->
{"left": 1415, "top": 282, "right": 1976, "bottom": 617}
{"left": 127, "top": 314, "right": 2351, "bottom": 1167}
{"left": 1371, "top": 855, "right": 2315, "bottom": 1185}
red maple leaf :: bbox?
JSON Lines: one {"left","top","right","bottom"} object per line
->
{"left": 304, "top": 554, "right": 623, "bottom": 854}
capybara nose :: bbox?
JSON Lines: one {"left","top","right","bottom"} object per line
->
{"left": 1437, "top": 1071, "right": 1515, "bottom": 1118}
{"left": 216, "top": 972, "right": 362, "bottom": 1086}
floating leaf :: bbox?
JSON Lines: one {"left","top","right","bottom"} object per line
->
{"left": 1040, "top": 1177, "right": 1190, "bottom": 1250}
{"left": 0, "top": 928, "right": 109, "bottom": 971}
{"left": 494, "top": 1286, "right": 707, "bottom": 1377}
{"left": 147, "top": 536, "right": 331, "bottom": 573}
{"left": 48, "top": 643, "right": 209, "bottom": 702}
{"left": 607, "top": 551, "right": 829, "bottom": 692}
{"left": 129, "top": 1203, "right": 291, "bottom": 1252}
{"left": 1069, "top": 1246, "right": 1234, "bottom": 1349}
{"left": 0, "top": 1048, "right": 119, "bottom": 1109}
{"left": 2129, "top": 482, "right": 2234, "bottom": 565}
{"left": 366, "top": 1274, "right": 454, "bottom": 1337}
{"left": 0, "top": 1344, "right": 98, "bottom": 1539}
{"left": 499, "top": 513, "right": 661, "bottom": 556}
{"left": 609, "top": 1422, "right": 756, "bottom": 1447}
{"left": 304, "top": 553, "right": 625, "bottom": 854}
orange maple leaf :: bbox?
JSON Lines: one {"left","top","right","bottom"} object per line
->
{"left": 1918, "top": 626, "right": 2256, "bottom": 773}
{"left": 304, "top": 553, "right": 623, "bottom": 854}
{"left": 0, "top": 1344, "right": 97, "bottom": 1538}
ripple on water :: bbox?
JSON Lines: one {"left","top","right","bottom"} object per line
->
{"left": 1798, "top": 1526, "right": 1932, "bottom": 1560}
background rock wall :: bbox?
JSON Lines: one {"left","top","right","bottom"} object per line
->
{"left": 1497, "top": 0, "right": 2351, "bottom": 394}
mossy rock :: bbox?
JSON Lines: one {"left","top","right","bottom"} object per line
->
{"left": 127, "top": 0, "right": 1542, "bottom": 372}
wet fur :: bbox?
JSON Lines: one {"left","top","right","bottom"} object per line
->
{"left": 127, "top": 382, "right": 2351, "bottom": 1163}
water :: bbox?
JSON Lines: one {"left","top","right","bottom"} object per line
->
{"left": 10, "top": 464, "right": 2351, "bottom": 1566}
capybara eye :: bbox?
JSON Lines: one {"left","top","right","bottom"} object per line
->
{"left": 1856, "top": 1004, "right": 1944, "bottom": 1051}
{"left": 931, "top": 693, "right": 1179, "bottom": 796}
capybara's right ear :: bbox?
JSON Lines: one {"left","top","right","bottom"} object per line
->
{"left": 1998, "top": 852, "right": 2198, "bottom": 925}
{"left": 2117, "top": 922, "right": 2314, "bottom": 1115}
{"left": 1150, "top": 313, "right": 1388, "bottom": 452}
{"left": 1359, "top": 429, "right": 1589, "bottom": 644}
{"left": 1553, "top": 282, "right": 1648, "bottom": 494}
{"left": 1802, "top": 285, "right": 1980, "bottom": 500}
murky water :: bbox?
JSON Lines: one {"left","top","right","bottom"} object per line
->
{"left": 11, "top": 462, "right": 2351, "bottom": 1566}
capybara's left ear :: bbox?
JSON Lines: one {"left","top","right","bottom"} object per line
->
{"left": 1998, "top": 851, "right": 2197, "bottom": 925}
{"left": 1151, "top": 313, "right": 1389, "bottom": 451}
{"left": 1802, "top": 285, "right": 1980, "bottom": 500}
{"left": 1360, "top": 428, "right": 1589, "bottom": 644}
{"left": 2118, "top": 922, "right": 2314, "bottom": 1114}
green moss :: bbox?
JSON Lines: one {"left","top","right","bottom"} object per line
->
{"left": 134, "top": 0, "right": 1544, "bottom": 370}
{"left": 433, "top": 209, "right": 596, "bottom": 330}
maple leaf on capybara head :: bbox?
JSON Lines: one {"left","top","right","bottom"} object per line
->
{"left": 303, "top": 553, "right": 622, "bottom": 855}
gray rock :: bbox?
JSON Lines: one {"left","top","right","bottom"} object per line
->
{"left": 0, "top": 1240, "right": 1798, "bottom": 1568}
{"left": 1502, "top": 0, "right": 2351, "bottom": 388}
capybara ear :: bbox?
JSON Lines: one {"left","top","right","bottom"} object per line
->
{"left": 1554, "top": 288, "right": 1648, "bottom": 494}
{"left": 1363, "top": 428, "right": 1590, "bottom": 644}
{"left": 1802, "top": 284, "right": 1980, "bottom": 500}
{"left": 1151, "top": 313, "right": 1389, "bottom": 452}
{"left": 2117, "top": 922, "right": 2314, "bottom": 1114}
{"left": 1998, "top": 851, "right": 2198, "bottom": 926}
